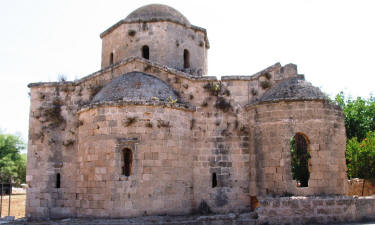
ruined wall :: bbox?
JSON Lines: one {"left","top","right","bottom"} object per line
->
{"left": 27, "top": 84, "right": 80, "bottom": 218}
{"left": 76, "top": 104, "right": 193, "bottom": 217}
{"left": 256, "top": 196, "right": 375, "bottom": 225}
{"left": 101, "top": 22, "right": 207, "bottom": 76}
{"left": 347, "top": 179, "right": 375, "bottom": 196}
{"left": 28, "top": 58, "right": 333, "bottom": 218}
{"left": 247, "top": 100, "right": 347, "bottom": 196}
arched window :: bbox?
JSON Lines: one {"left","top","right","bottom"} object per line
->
{"left": 56, "top": 173, "right": 61, "bottom": 188}
{"left": 142, "top": 45, "right": 149, "bottom": 59}
{"left": 122, "top": 148, "right": 133, "bottom": 176}
{"left": 183, "top": 49, "right": 190, "bottom": 68}
{"left": 109, "top": 52, "right": 114, "bottom": 65}
{"left": 290, "top": 133, "right": 310, "bottom": 187}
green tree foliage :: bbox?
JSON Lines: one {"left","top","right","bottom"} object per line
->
{"left": 335, "top": 92, "right": 375, "bottom": 141}
{"left": 0, "top": 132, "right": 26, "bottom": 185}
{"left": 346, "top": 131, "right": 375, "bottom": 180}
{"left": 334, "top": 92, "right": 375, "bottom": 180}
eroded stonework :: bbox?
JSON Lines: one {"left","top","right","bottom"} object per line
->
{"left": 26, "top": 4, "right": 347, "bottom": 219}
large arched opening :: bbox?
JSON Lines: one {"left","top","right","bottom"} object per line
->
{"left": 290, "top": 133, "right": 310, "bottom": 187}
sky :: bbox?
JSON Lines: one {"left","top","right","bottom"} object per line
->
{"left": 0, "top": 0, "right": 374, "bottom": 145}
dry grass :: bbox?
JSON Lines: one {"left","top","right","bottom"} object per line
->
{"left": 0, "top": 194, "right": 26, "bottom": 219}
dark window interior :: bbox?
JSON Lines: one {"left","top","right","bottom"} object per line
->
{"left": 142, "top": 45, "right": 149, "bottom": 59}
{"left": 122, "top": 148, "right": 133, "bottom": 176}
{"left": 184, "top": 49, "right": 190, "bottom": 68}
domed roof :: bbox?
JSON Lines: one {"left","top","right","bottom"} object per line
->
{"left": 258, "top": 76, "right": 327, "bottom": 103}
{"left": 91, "top": 72, "right": 179, "bottom": 103}
{"left": 124, "top": 4, "right": 190, "bottom": 26}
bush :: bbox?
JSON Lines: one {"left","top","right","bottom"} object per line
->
{"left": 346, "top": 131, "right": 375, "bottom": 180}
{"left": 0, "top": 132, "right": 26, "bottom": 185}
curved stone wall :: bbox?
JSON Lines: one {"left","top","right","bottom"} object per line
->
{"left": 77, "top": 104, "right": 193, "bottom": 217}
{"left": 101, "top": 22, "right": 207, "bottom": 76}
{"left": 247, "top": 100, "right": 347, "bottom": 196}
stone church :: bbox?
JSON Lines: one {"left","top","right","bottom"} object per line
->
{"left": 27, "top": 4, "right": 347, "bottom": 219}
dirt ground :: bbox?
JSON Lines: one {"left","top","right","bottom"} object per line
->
{"left": 0, "top": 194, "right": 26, "bottom": 219}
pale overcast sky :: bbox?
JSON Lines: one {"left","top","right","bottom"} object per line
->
{"left": 0, "top": 0, "right": 374, "bottom": 144}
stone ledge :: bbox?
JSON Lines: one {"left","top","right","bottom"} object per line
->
{"left": 78, "top": 99, "right": 196, "bottom": 114}
{"left": 28, "top": 57, "right": 218, "bottom": 88}
{"left": 256, "top": 196, "right": 375, "bottom": 225}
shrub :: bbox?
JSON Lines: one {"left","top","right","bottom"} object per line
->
{"left": 124, "top": 117, "right": 137, "bottom": 127}
{"left": 214, "top": 97, "right": 232, "bottom": 112}
{"left": 128, "top": 29, "right": 136, "bottom": 36}
{"left": 260, "top": 80, "right": 271, "bottom": 89}
{"left": 157, "top": 120, "right": 171, "bottom": 128}
{"left": 346, "top": 131, "right": 375, "bottom": 180}
{"left": 145, "top": 122, "right": 153, "bottom": 128}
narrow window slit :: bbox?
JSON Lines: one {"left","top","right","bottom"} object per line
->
{"left": 212, "top": 173, "right": 217, "bottom": 188}
{"left": 184, "top": 49, "right": 190, "bottom": 68}
{"left": 122, "top": 148, "right": 133, "bottom": 176}
{"left": 109, "top": 52, "right": 114, "bottom": 65}
{"left": 56, "top": 173, "right": 61, "bottom": 188}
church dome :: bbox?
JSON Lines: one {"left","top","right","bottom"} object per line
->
{"left": 124, "top": 4, "right": 191, "bottom": 26}
{"left": 91, "top": 72, "right": 179, "bottom": 103}
{"left": 258, "top": 76, "right": 327, "bottom": 103}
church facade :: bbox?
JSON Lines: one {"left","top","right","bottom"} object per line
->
{"left": 26, "top": 4, "right": 347, "bottom": 219}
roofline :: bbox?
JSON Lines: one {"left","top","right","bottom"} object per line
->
{"left": 28, "top": 57, "right": 217, "bottom": 88}
{"left": 99, "top": 19, "right": 210, "bottom": 49}
{"left": 28, "top": 57, "right": 292, "bottom": 89}
{"left": 244, "top": 98, "right": 335, "bottom": 109}
{"left": 78, "top": 100, "right": 196, "bottom": 114}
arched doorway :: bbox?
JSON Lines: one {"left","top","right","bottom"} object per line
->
{"left": 290, "top": 133, "right": 310, "bottom": 187}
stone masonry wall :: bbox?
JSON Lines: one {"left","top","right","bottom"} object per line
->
{"left": 257, "top": 196, "right": 375, "bottom": 225}
{"left": 27, "top": 84, "right": 81, "bottom": 218}
{"left": 27, "top": 59, "right": 314, "bottom": 218}
{"left": 347, "top": 179, "right": 375, "bottom": 196}
{"left": 101, "top": 22, "right": 208, "bottom": 76}
{"left": 76, "top": 104, "right": 193, "bottom": 217}
{"left": 247, "top": 100, "right": 347, "bottom": 196}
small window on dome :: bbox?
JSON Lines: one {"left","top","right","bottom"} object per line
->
{"left": 184, "top": 49, "right": 190, "bottom": 68}
{"left": 142, "top": 45, "right": 149, "bottom": 60}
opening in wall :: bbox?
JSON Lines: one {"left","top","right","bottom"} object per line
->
{"left": 109, "top": 52, "right": 114, "bottom": 65}
{"left": 290, "top": 133, "right": 310, "bottom": 187}
{"left": 184, "top": 49, "right": 190, "bottom": 68}
{"left": 122, "top": 148, "right": 133, "bottom": 176}
{"left": 56, "top": 173, "right": 61, "bottom": 188}
{"left": 212, "top": 173, "right": 217, "bottom": 188}
{"left": 142, "top": 45, "right": 149, "bottom": 59}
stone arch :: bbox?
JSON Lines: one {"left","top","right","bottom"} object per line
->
{"left": 290, "top": 132, "right": 311, "bottom": 187}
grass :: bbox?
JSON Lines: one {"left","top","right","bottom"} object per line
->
{"left": 0, "top": 193, "right": 26, "bottom": 219}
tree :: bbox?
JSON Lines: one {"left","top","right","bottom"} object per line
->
{"left": 0, "top": 132, "right": 26, "bottom": 185}
{"left": 346, "top": 131, "right": 375, "bottom": 180}
{"left": 335, "top": 92, "right": 375, "bottom": 141}
{"left": 335, "top": 92, "right": 375, "bottom": 180}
